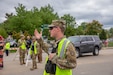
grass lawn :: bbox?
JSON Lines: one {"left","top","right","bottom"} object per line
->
{"left": 10, "top": 50, "right": 17, "bottom": 53}
{"left": 108, "top": 41, "right": 113, "bottom": 47}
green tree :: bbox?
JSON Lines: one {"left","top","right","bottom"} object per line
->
{"left": 99, "top": 29, "right": 107, "bottom": 40}
{"left": 61, "top": 14, "right": 76, "bottom": 28}
{"left": 61, "top": 14, "right": 76, "bottom": 37}
{"left": 65, "top": 26, "right": 76, "bottom": 37}
{"left": 0, "top": 27, "right": 8, "bottom": 38}
{"left": 109, "top": 28, "right": 113, "bottom": 38}
{"left": 85, "top": 20, "right": 103, "bottom": 35}
{"left": 76, "top": 22, "right": 87, "bottom": 35}
{"left": 1, "top": 3, "right": 59, "bottom": 37}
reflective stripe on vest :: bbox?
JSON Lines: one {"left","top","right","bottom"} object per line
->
{"left": 29, "top": 41, "right": 38, "bottom": 55}
{"left": 5, "top": 42, "right": 10, "bottom": 50}
{"left": 44, "top": 38, "right": 72, "bottom": 75}
{"left": 56, "top": 38, "right": 72, "bottom": 75}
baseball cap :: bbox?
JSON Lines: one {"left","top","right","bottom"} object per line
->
{"left": 20, "top": 34, "right": 25, "bottom": 37}
{"left": 48, "top": 20, "right": 66, "bottom": 28}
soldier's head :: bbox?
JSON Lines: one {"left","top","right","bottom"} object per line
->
{"left": 32, "top": 36, "right": 36, "bottom": 42}
{"left": 20, "top": 34, "right": 25, "bottom": 40}
{"left": 27, "top": 36, "right": 30, "bottom": 40}
{"left": 48, "top": 20, "right": 66, "bottom": 39}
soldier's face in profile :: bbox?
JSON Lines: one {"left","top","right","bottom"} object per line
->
{"left": 49, "top": 26, "right": 58, "bottom": 38}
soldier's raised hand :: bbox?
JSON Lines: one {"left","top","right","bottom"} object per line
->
{"left": 34, "top": 29, "right": 42, "bottom": 39}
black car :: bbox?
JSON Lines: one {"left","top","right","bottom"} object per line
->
{"left": 68, "top": 35, "right": 102, "bottom": 58}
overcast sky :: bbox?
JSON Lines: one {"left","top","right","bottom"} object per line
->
{"left": 0, "top": 0, "right": 113, "bottom": 29}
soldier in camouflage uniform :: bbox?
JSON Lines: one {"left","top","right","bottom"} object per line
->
{"left": 29, "top": 36, "right": 40, "bottom": 70}
{"left": 34, "top": 20, "right": 77, "bottom": 75}
{"left": 18, "top": 35, "right": 26, "bottom": 65}
{"left": 37, "top": 39, "right": 48, "bottom": 63}
{"left": 36, "top": 38, "right": 49, "bottom": 55}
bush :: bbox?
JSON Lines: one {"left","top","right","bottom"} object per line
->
{"left": 10, "top": 50, "right": 17, "bottom": 53}
{"left": 108, "top": 41, "right": 113, "bottom": 47}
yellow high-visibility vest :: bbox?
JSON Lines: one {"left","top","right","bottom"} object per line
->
{"left": 44, "top": 38, "right": 72, "bottom": 75}
{"left": 20, "top": 40, "right": 26, "bottom": 50}
{"left": 5, "top": 42, "right": 10, "bottom": 50}
{"left": 29, "top": 41, "right": 38, "bottom": 55}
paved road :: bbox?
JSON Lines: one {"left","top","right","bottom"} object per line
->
{"left": 0, "top": 49, "right": 113, "bottom": 75}
{"left": 74, "top": 49, "right": 113, "bottom": 75}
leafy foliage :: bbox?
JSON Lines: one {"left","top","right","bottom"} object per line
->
{"left": 61, "top": 14, "right": 76, "bottom": 28}
{"left": 1, "top": 3, "right": 110, "bottom": 40}
{"left": 0, "top": 27, "right": 8, "bottom": 38}
{"left": 65, "top": 25, "right": 76, "bottom": 37}
{"left": 75, "top": 22, "right": 87, "bottom": 35}
{"left": 85, "top": 20, "right": 103, "bottom": 35}
{"left": 1, "top": 3, "right": 59, "bottom": 38}
{"left": 109, "top": 28, "right": 113, "bottom": 38}
{"left": 99, "top": 29, "right": 107, "bottom": 40}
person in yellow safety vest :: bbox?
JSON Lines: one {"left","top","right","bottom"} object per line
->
{"left": 4, "top": 41, "right": 10, "bottom": 56}
{"left": 18, "top": 35, "right": 26, "bottom": 65}
{"left": 29, "top": 36, "right": 40, "bottom": 71}
{"left": 34, "top": 20, "right": 77, "bottom": 75}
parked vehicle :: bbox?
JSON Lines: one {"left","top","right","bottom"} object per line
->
{"left": 68, "top": 35, "right": 102, "bottom": 58}
{"left": 9, "top": 39, "right": 18, "bottom": 47}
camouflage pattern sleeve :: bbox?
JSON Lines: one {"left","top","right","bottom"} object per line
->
{"left": 36, "top": 42, "right": 40, "bottom": 54}
{"left": 51, "top": 42, "right": 77, "bottom": 69}
{"left": 37, "top": 38, "right": 49, "bottom": 55}
{"left": 18, "top": 39, "right": 22, "bottom": 46}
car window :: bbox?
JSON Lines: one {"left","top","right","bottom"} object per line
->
{"left": 87, "top": 37, "right": 93, "bottom": 41}
{"left": 94, "top": 36, "right": 100, "bottom": 41}
{"left": 68, "top": 36, "right": 80, "bottom": 43}
{"left": 81, "top": 37, "right": 87, "bottom": 42}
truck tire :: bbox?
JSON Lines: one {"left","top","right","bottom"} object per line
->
{"left": 76, "top": 48, "right": 81, "bottom": 58}
{"left": 93, "top": 47, "right": 99, "bottom": 56}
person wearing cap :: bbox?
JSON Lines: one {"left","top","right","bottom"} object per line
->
{"left": 29, "top": 36, "right": 40, "bottom": 70}
{"left": 18, "top": 35, "right": 26, "bottom": 65}
{"left": 34, "top": 20, "right": 77, "bottom": 75}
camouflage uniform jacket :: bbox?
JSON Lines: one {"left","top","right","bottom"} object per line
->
{"left": 51, "top": 38, "right": 77, "bottom": 69}
{"left": 18, "top": 39, "right": 26, "bottom": 47}
{"left": 37, "top": 37, "right": 77, "bottom": 69}
{"left": 36, "top": 38, "right": 49, "bottom": 55}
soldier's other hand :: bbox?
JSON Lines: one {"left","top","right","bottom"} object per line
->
{"left": 49, "top": 53, "right": 56, "bottom": 60}
{"left": 34, "top": 29, "right": 42, "bottom": 39}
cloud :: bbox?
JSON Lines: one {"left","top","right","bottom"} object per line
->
{"left": 0, "top": 0, "right": 113, "bottom": 29}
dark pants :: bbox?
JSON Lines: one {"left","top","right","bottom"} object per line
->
{"left": 5, "top": 49, "right": 9, "bottom": 56}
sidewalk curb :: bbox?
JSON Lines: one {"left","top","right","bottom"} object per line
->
{"left": 102, "top": 47, "right": 113, "bottom": 50}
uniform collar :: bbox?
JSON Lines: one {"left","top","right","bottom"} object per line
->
{"left": 55, "top": 36, "right": 66, "bottom": 44}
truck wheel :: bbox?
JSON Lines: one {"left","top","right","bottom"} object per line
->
{"left": 93, "top": 47, "right": 99, "bottom": 56}
{"left": 76, "top": 48, "right": 81, "bottom": 58}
